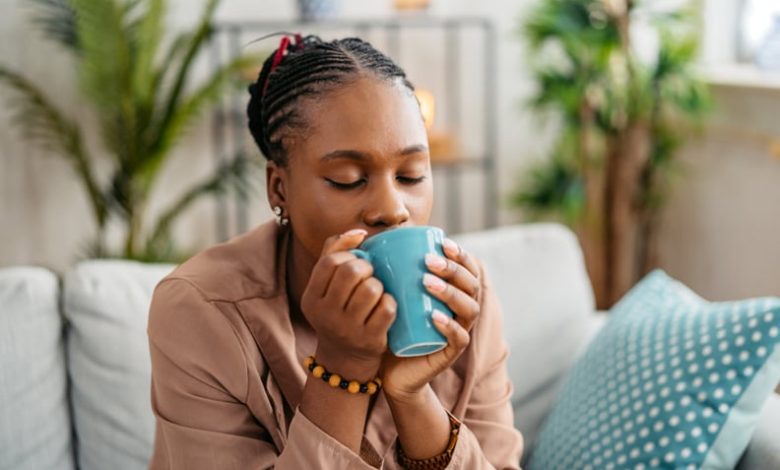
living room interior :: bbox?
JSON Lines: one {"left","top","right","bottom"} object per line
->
{"left": 1, "top": 0, "right": 779, "bottom": 469}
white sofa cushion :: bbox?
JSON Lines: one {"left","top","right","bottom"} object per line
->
{"left": 455, "top": 223, "right": 597, "bottom": 451}
{"left": 63, "top": 260, "right": 173, "bottom": 470}
{"left": 0, "top": 267, "right": 74, "bottom": 470}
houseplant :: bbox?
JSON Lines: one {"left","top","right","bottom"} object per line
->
{"left": 514, "top": 0, "right": 711, "bottom": 308}
{"left": 0, "top": 0, "right": 259, "bottom": 262}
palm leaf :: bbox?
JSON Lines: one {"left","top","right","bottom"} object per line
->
{"left": 0, "top": 67, "right": 107, "bottom": 225}
{"left": 72, "top": 0, "right": 137, "bottom": 166}
{"left": 72, "top": 0, "right": 131, "bottom": 112}
{"left": 146, "top": 154, "right": 258, "bottom": 249}
{"left": 139, "top": 54, "right": 259, "bottom": 187}
{"left": 148, "top": 0, "right": 218, "bottom": 154}
{"left": 130, "top": 0, "right": 164, "bottom": 106}
{"left": 30, "top": 0, "right": 79, "bottom": 52}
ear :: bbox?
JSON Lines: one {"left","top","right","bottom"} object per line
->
{"left": 266, "top": 160, "right": 288, "bottom": 211}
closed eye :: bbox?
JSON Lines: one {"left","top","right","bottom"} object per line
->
{"left": 397, "top": 176, "right": 427, "bottom": 185}
{"left": 325, "top": 178, "right": 365, "bottom": 190}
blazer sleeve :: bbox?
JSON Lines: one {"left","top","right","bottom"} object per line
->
{"left": 147, "top": 278, "right": 381, "bottom": 470}
{"left": 447, "top": 265, "right": 525, "bottom": 469}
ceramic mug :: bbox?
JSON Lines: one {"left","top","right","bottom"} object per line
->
{"left": 351, "top": 226, "right": 453, "bottom": 357}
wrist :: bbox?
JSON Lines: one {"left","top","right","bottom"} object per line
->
{"left": 315, "top": 345, "right": 381, "bottom": 382}
{"left": 384, "top": 383, "right": 430, "bottom": 407}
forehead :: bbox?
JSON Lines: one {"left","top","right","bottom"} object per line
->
{"left": 290, "top": 76, "right": 426, "bottom": 160}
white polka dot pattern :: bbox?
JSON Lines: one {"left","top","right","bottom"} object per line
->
{"left": 528, "top": 270, "right": 780, "bottom": 470}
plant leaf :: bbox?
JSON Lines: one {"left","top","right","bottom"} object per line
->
{"left": 149, "top": 0, "right": 219, "bottom": 154}
{"left": 30, "top": 0, "right": 80, "bottom": 52}
{"left": 140, "top": 53, "right": 260, "bottom": 188}
{"left": 72, "top": 0, "right": 137, "bottom": 167}
{"left": 146, "top": 154, "right": 259, "bottom": 250}
{"left": 131, "top": 0, "right": 164, "bottom": 107}
{"left": 0, "top": 67, "right": 107, "bottom": 226}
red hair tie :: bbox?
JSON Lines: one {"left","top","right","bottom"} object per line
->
{"left": 263, "top": 34, "right": 305, "bottom": 94}
{"left": 269, "top": 36, "right": 291, "bottom": 73}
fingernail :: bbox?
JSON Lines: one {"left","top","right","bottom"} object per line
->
{"left": 342, "top": 228, "right": 367, "bottom": 238}
{"left": 443, "top": 238, "right": 458, "bottom": 253}
{"left": 432, "top": 309, "right": 449, "bottom": 324}
{"left": 423, "top": 273, "right": 446, "bottom": 292}
{"left": 425, "top": 253, "right": 447, "bottom": 270}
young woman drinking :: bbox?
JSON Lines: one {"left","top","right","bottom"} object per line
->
{"left": 147, "top": 34, "right": 523, "bottom": 469}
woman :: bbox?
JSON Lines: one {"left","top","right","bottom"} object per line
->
{"left": 147, "top": 34, "right": 523, "bottom": 469}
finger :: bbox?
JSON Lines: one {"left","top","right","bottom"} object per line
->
{"left": 307, "top": 228, "right": 369, "bottom": 299}
{"left": 307, "top": 251, "right": 361, "bottom": 299}
{"left": 345, "top": 277, "right": 384, "bottom": 321}
{"left": 327, "top": 258, "right": 375, "bottom": 309}
{"left": 321, "top": 228, "right": 368, "bottom": 257}
{"left": 423, "top": 273, "right": 480, "bottom": 331}
{"left": 431, "top": 309, "right": 470, "bottom": 363}
{"left": 365, "top": 293, "right": 397, "bottom": 337}
{"left": 425, "top": 253, "right": 480, "bottom": 299}
{"left": 442, "top": 238, "right": 480, "bottom": 281}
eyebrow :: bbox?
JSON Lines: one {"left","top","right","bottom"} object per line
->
{"left": 321, "top": 144, "right": 429, "bottom": 162}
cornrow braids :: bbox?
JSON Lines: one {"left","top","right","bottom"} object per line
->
{"left": 247, "top": 35, "right": 415, "bottom": 166}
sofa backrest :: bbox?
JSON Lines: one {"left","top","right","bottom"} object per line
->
{"left": 63, "top": 261, "right": 174, "bottom": 470}
{"left": 455, "top": 223, "right": 599, "bottom": 451}
{"left": 0, "top": 267, "right": 75, "bottom": 470}
{"left": 1, "top": 223, "right": 599, "bottom": 469}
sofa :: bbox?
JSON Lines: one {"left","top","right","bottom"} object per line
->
{"left": 1, "top": 223, "right": 778, "bottom": 470}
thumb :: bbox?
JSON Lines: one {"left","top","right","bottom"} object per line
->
{"left": 320, "top": 228, "right": 368, "bottom": 257}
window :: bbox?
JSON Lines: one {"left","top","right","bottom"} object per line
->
{"left": 738, "top": 0, "right": 780, "bottom": 63}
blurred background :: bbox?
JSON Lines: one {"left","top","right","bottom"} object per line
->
{"left": 1, "top": 0, "right": 779, "bottom": 308}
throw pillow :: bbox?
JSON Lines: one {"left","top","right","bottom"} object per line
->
{"left": 528, "top": 270, "right": 780, "bottom": 470}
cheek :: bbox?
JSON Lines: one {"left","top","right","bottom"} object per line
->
{"left": 409, "top": 179, "right": 434, "bottom": 224}
{"left": 285, "top": 177, "right": 353, "bottom": 252}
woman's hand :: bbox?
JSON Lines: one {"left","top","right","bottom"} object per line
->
{"left": 381, "top": 237, "right": 482, "bottom": 402}
{"left": 299, "top": 229, "right": 397, "bottom": 381}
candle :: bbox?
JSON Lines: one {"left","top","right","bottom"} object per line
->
{"left": 394, "top": 0, "right": 431, "bottom": 12}
{"left": 415, "top": 88, "right": 436, "bottom": 130}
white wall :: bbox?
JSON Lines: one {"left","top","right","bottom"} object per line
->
{"left": 0, "top": 0, "right": 538, "bottom": 272}
{"left": 1, "top": 0, "right": 779, "bottom": 302}
{"left": 656, "top": 85, "right": 780, "bottom": 301}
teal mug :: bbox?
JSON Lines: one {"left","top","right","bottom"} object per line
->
{"left": 350, "top": 226, "right": 453, "bottom": 357}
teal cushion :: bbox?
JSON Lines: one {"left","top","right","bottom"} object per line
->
{"left": 528, "top": 270, "right": 780, "bottom": 470}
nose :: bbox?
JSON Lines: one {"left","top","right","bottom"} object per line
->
{"left": 362, "top": 176, "right": 410, "bottom": 228}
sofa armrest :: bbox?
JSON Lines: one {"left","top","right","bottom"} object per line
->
{"left": 737, "top": 392, "right": 780, "bottom": 470}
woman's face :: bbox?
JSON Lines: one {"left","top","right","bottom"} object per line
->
{"left": 271, "top": 75, "right": 433, "bottom": 259}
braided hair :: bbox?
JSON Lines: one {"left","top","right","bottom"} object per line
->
{"left": 247, "top": 35, "right": 415, "bottom": 166}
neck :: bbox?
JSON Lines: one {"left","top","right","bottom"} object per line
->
{"left": 286, "top": 231, "right": 317, "bottom": 325}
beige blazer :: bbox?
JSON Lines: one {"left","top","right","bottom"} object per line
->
{"left": 147, "top": 220, "right": 523, "bottom": 469}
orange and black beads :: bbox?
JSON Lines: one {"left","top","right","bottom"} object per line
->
{"left": 303, "top": 356, "right": 382, "bottom": 395}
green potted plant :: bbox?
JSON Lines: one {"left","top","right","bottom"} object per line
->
{"left": 514, "top": 0, "right": 712, "bottom": 308}
{"left": 0, "top": 0, "right": 260, "bottom": 262}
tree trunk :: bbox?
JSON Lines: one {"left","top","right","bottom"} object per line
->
{"left": 576, "top": 102, "right": 609, "bottom": 309}
{"left": 576, "top": 171, "right": 608, "bottom": 309}
{"left": 604, "top": 122, "right": 652, "bottom": 306}
{"left": 637, "top": 204, "right": 660, "bottom": 276}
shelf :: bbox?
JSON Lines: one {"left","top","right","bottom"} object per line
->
{"left": 700, "top": 63, "right": 780, "bottom": 91}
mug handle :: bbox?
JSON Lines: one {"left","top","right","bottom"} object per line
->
{"left": 350, "top": 249, "right": 371, "bottom": 262}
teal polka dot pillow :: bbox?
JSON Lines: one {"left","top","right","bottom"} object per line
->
{"left": 528, "top": 270, "right": 780, "bottom": 470}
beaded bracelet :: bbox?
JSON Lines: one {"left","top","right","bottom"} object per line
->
{"left": 303, "top": 356, "right": 382, "bottom": 395}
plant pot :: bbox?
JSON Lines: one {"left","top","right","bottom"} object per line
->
{"left": 297, "top": 0, "right": 342, "bottom": 22}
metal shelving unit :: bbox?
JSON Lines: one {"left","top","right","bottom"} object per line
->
{"left": 208, "top": 16, "right": 497, "bottom": 240}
